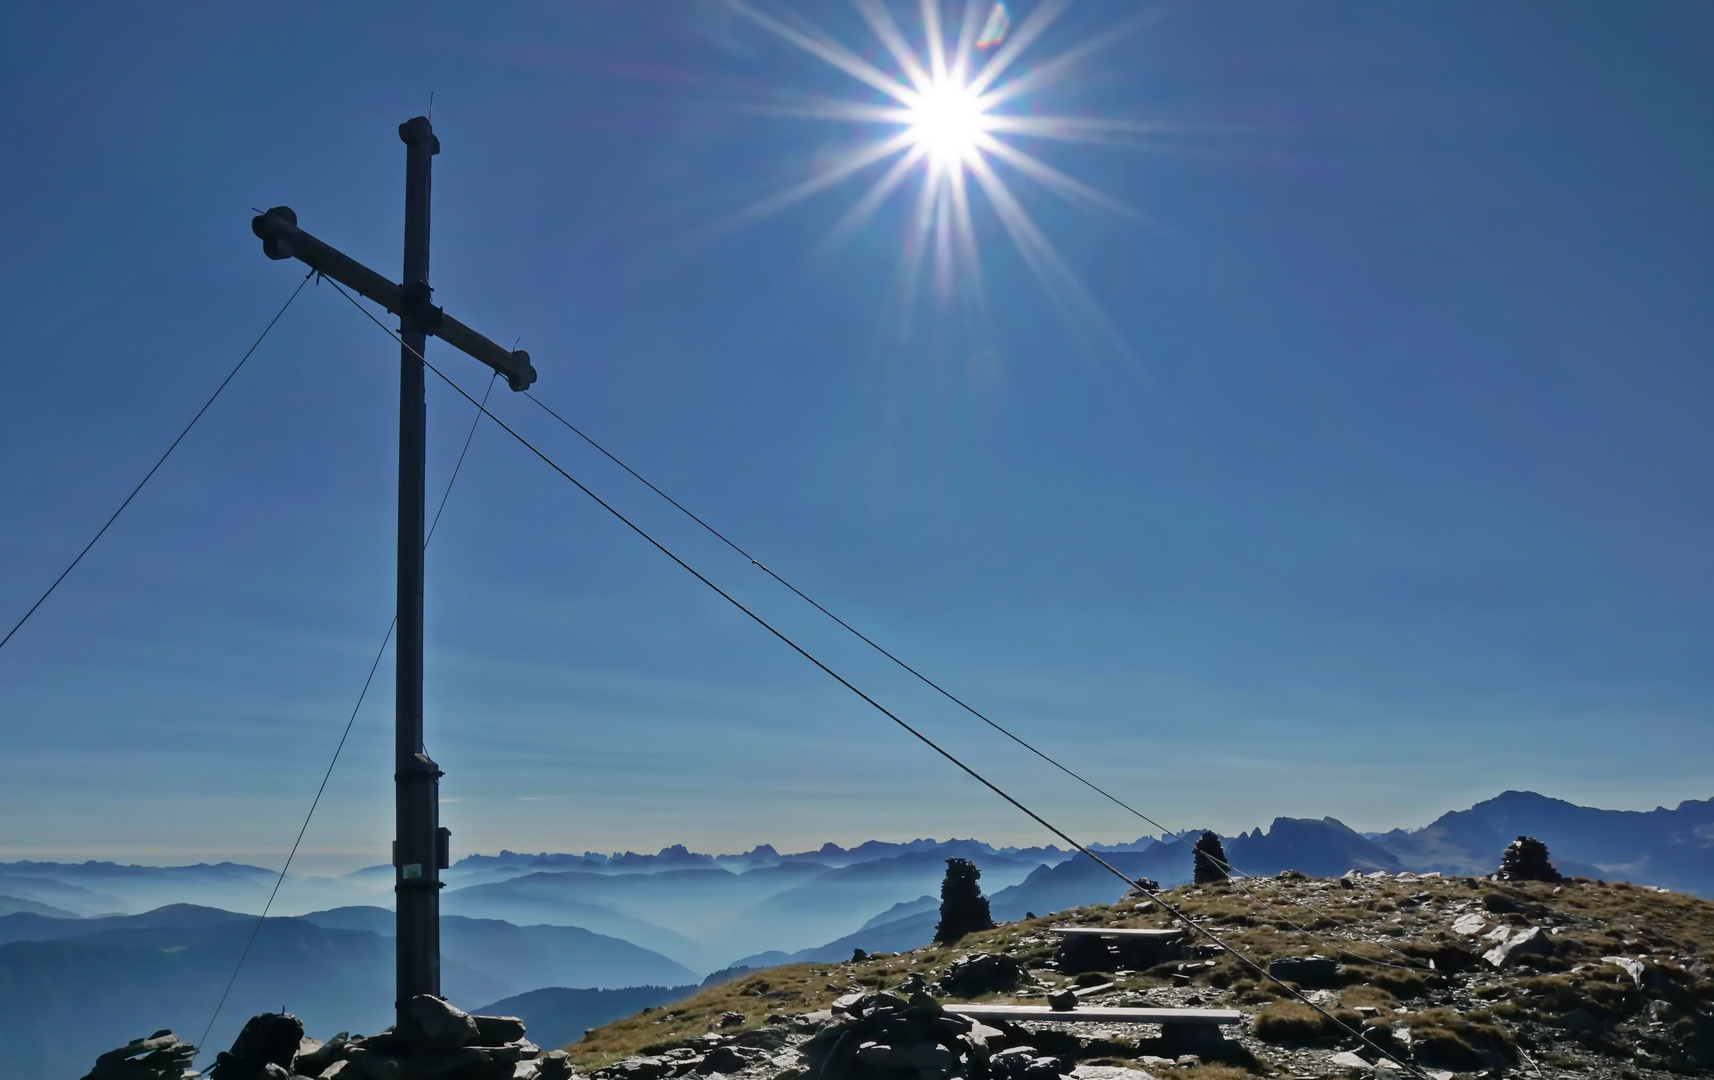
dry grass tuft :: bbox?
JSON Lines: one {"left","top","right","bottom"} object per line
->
{"left": 1164, "top": 1065, "right": 1258, "bottom": 1080}
{"left": 1394, "top": 1006, "right": 1516, "bottom": 1071}
{"left": 1338, "top": 984, "right": 1397, "bottom": 1011}
{"left": 1250, "top": 1000, "right": 1360, "bottom": 1044}
{"left": 566, "top": 963, "right": 848, "bottom": 1063}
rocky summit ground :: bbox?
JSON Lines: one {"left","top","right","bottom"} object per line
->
{"left": 566, "top": 872, "right": 1714, "bottom": 1080}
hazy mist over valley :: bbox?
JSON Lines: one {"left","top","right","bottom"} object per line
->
{"left": 4, "top": 789, "right": 1710, "bottom": 1078}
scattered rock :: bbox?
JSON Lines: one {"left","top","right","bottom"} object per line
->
{"left": 535, "top": 1050, "right": 574, "bottom": 1080}
{"left": 1119, "top": 880, "right": 1159, "bottom": 901}
{"left": 1327, "top": 1050, "right": 1370, "bottom": 1071}
{"left": 345, "top": 1047, "right": 402, "bottom": 1080}
{"left": 967, "top": 1023, "right": 1006, "bottom": 1052}
{"left": 473, "top": 1016, "right": 526, "bottom": 1045}
{"left": 211, "top": 1013, "right": 306, "bottom": 1080}
{"left": 735, "top": 1027, "right": 790, "bottom": 1052}
{"left": 935, "top": 951, "right": 1025, "bottom": 997}
{"left": 1450, "top": 913, "right": 1486, "bottom": 936}
{"left": 82, "top": 1031, "right": 199, "bottom": 1080}
{"left": 699, "top": 1044, "right": 756, "bottom": 1073}
{"left": 409, "top": 995, "right": 481, "bottom": 1048}
{"left": 296, "top": 1033, "right": 350, "bottom": 1077}
{"left": 1481, "top": 926, "right": 1553, "bottom": 968}
{"left": 990, "top": 1047, "right": 1062, "bottom": 1080}
{"left": 894, "top": 971, "right": 930, "bottom": 996}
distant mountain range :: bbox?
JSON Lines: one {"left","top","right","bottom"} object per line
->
{"left": 713, "top": 792, "right": 1714, "bottom": 969}
{"left": 0, "top": 904, "right": 695, "bottom": 1080}
{"left": 4, "top": 791, "right": 1709, "bottom": 1079}
{"left": 1370, "top": 790, "right": 1714, "bottom": 894}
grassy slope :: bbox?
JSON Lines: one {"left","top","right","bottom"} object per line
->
{"left": 567, "top": 873, "right": 1714, "bottom": 1074}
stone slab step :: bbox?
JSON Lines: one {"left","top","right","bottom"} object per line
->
{"left": 1049, "top": 927, "right": 1185, "bottom": 939}
{"left": 943, "top": 1004, "right": 1240, "bottom": 1026}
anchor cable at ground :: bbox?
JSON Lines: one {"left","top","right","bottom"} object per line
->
{"left": 195, "top": 369, "right": 499, "bottom": 1059}
{"left": 0, "top": 270, "right": 314, "bottom": 657}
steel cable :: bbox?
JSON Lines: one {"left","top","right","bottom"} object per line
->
{"left": 0, "top": 270, "right": 314, "bottom": 656}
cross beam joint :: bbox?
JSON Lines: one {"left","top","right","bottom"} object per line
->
{"left": 250, "top": 206, "right": 536, "bottom": 391}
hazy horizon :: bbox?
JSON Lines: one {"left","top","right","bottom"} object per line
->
{"left": 4, "top": 785, "right": 1708, "bottom": 879}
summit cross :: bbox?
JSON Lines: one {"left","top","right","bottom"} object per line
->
{"left": 251, "top": 115, "right": 536, "bottom": 1038}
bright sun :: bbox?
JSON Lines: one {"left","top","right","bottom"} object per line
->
{"left": 906, "top": 77, "right": 987, "bottom": 170}
{"left": 723, "top": 0, "right": 1145, "bottom": 354}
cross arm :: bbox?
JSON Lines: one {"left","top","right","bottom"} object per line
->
{"left": 251, "top": 206, "right": 537, "bottom": 391}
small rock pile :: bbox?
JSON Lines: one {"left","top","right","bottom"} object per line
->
{"left": 322, "top": 995, "right": 574, "bottom": 1080}
{"left": 81, "top": 1030, "right": 199, "bottom": 1080}
{"left": 1492, "top": 835, "right": 1563, "bottom": 882}
{"left": 590, "top": 1028, "right": 784, "bottom": 1080}
{"left": 797, "top": 991, "right": 999, "bottom": 1080}
{"left": 88, "top": 998, "right": 574, "bottom": 1080}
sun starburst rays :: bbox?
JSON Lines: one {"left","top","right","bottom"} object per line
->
{"left": 722, "top": 0, "right": 1144, "bottom": 354}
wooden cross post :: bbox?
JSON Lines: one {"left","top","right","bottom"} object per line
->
{"left": 251, "top": 116, "right": 536, "bottom": 1037}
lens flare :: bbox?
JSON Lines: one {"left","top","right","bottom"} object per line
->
{"left": 720, "top": 0, "right": 1158, "bottom": 352}
{"left": 975, "top": 2, "right": 1009, "bottom": 49}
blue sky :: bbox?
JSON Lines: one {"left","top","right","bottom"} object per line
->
{"left": 0, "top": 2, "right": 1710, "bottom": 873}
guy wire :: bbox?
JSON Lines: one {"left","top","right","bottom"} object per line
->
{"left": 0, "top": 270, "right": 314, "bottom": 655}
{"left": 195, "top": 365, "right": 499, "bottom": 1058}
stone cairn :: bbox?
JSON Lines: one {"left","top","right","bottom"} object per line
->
{"left": 1191, "top": 831, "right": 1229, "bottom": 885}
{"left": 1493, "top": 835, "right": 1563, "bottom": 883}
{"left": 933, "top": 858, "right": 996, "bottom": 946}
{"left": 84, "top": 997, "right": 573, "bottom": 1080}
